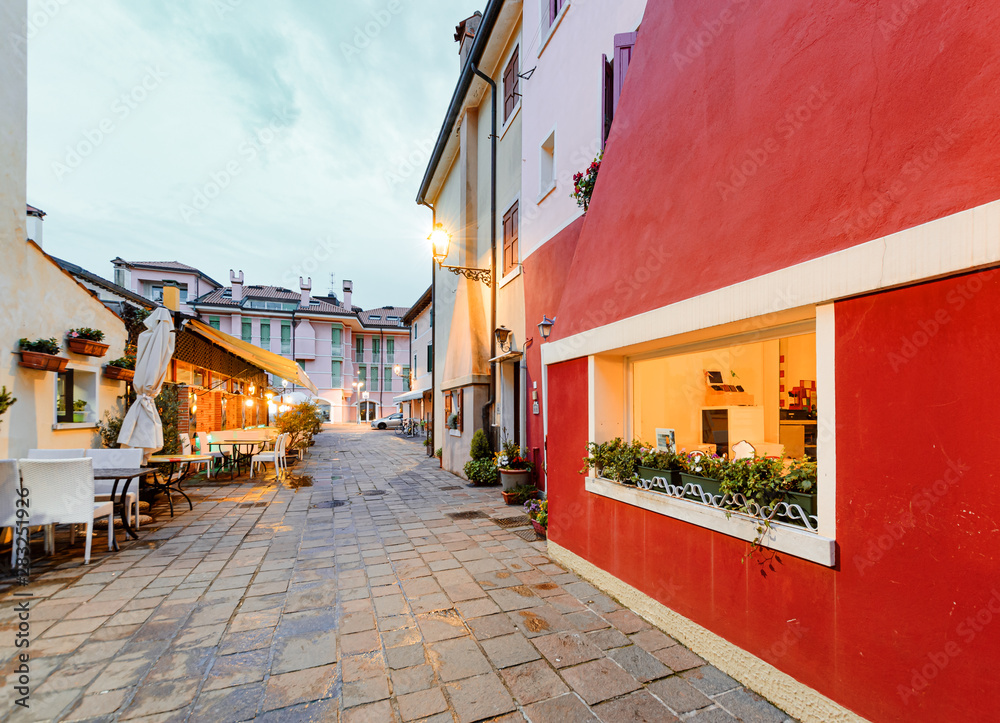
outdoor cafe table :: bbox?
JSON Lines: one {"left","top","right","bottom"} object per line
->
{"left": 209, "top": 433, "right": 272, "bottom": 477}
{"left": 147, "top": 454, "right": 213, "bottom": 516}
{"left": 94, "top": 467, "right": 153, "bottom": 545}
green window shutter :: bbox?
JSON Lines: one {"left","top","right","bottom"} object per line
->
{"left": 331, "top": 360, "right": 342, "bottom": 388}
{"left": 209, "top": 316, "right": 220, "bottom": 330}
{"left": 242, "top": 320, "right": 252, "bottom": 343}
{"left": 370, "top": 367, "right": 379, "bottom": 392}
{"left": 297, "top": 360, "right": 305, "bottom": 370}
{"left": 260, "top": 321, "right": 270, "bottom": 348}
{"left": 427, "top": 345, "right": 433, "bottom": 373}
{"left": 356, "top": 336, "right": 364, "bottom": 360}
{"left": 383, "top": 366, "right": 392, "bottom": 390}
{"left": 403, "top": 367, "right": 410, "bottom": 391}
{"left": 358, "top": 367, "right": 367, "bottom": 386}
{"left": 387, "top": 338, "right": 394, "bottom": 363}
{"left": 281, "top": 322, "right": 291, "bottom": 353}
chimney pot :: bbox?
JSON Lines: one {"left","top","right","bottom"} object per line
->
{"left": 299, "top": 276, "right": 312, "bottom": 306}
{"left": 343, "top": 279, "right": 353, "bottom": 310}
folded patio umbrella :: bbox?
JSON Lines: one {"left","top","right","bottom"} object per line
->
{"left": 117, "top": 307, "right": 175, "bottom": 460}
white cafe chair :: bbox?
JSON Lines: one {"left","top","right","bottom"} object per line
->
{"left": 26, "top": 449, "right": 86, "bottom": 547}
{"left": 18, "top": 458, "right": 115, "bottom": 565}
{"left": 179, "top": 433, "right": 212, "bottom": 479}
{"left": 86, "top": 448, "right": 142, "bottom": 531}
{"left": 251, "top": 433, "right": 288, "bottom": 478}
{"left": 1, "top": 460, "right": 24, "bottom": 568}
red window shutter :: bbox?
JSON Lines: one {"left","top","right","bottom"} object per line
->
{"left": 503, "top": 47, "right": 519, "bottom": 119}
{"left": 502, "top": 203, "right": 519, "bottom": 275}
{"left": 510, "top": 201, "right": 519, "bottom": 272}
{"left": 602, "top": 53, "right": 614, "bottom": 149}
{"left": 613, "top": 31, "right": 637, "bottom": 114}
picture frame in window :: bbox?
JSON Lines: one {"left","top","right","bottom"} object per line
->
{"left": 655, "top": 428, "right": 676, "bottom": 453}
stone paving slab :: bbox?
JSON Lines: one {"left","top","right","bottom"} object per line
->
{"left": 0, "top": 426, "right": 798, "bottom": 722}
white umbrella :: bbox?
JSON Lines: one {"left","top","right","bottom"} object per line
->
{"left": 117, "top": 308, "right": 175, "bottom": 459}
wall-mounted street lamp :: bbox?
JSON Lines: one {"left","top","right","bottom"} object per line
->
{"left": 538, "top": 316, "right": 556, "bottom": 340}
{"left": 494, "top": 326, "right": 512, "bottom": 353}
{"left": 429, "top": 223, "right": 492, "bottom": 286}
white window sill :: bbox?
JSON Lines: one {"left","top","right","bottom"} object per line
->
{"left": 538, "top": 3, "right": 570, "bottom": 57}
{"left": 52, "top": 422, "right": 99, "bottom": 431}
{"left": 500, "top": 104, "right": 520, "bottom": 142}
{"left": 499, "top": 266, "right": 522, "bottom": 288}
{"left": 537, "top": 181, "right": 557, "bottom": 205}
{"left": 585, "top": 476, "right": 835, "bottom": 567}
{"left": 448, "top": 429, "right": 462, "bottom": 437}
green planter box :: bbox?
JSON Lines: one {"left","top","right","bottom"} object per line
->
{"left": 636, "top": 466, "right": 677, "bottom": 494}
{"left": 678, "top": 473, "right": 722, "bottom": 503}
{"left": 783, "top": 491, "right": 817, "bottom": 516}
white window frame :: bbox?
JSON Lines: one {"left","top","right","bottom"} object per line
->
{"left": 583, "top": 307, "right": 836, "bottom": 567}
{"left": 538, "top": 126, "right": 557, "bottom": 203}
{"left": 538, "top": 0, "right": 570, "bottom": 57}
{"left": 53, "top": 363, "right": 101, "bottom": 430}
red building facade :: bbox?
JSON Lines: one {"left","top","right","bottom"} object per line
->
{"left": 522, "top": 1, "right": 1000, "bottom": 720}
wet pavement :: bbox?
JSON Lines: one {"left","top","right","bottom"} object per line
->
{"left": 0, "top": 426, "right": 795, "bottom": 722}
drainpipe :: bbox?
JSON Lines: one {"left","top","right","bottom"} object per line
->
{"left": 472, "top": 63, "right": 498, "bottom": 450}
{"left": 420, "top": 200, "right": 436, "bottom": 458}
{"left": 379, "top": 326, "right": 385, "bottom": 414}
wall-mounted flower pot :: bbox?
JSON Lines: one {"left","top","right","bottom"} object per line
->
{"left": 18, "top": 351, "right": 69, "bottom": 372}
{"left": 499, "top": 469, "right": 531, "bottom": 491}
{"left": 103, "top": 365, "right": 135, "bottom": 382}
{"left": 67, "top": 338, "right": 109, "bottom": 357}
{"left": 531, "top": 520, "right": 547, "bottom": 538}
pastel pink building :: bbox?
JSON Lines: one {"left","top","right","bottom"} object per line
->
{"left": 112, "top": 260, "right": 411, "bottom": 422}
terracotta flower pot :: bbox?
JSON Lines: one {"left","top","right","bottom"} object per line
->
{"left": 67, "top": 338, "right": 109, "bottom": 357}
{"left": 18, "top": 350, "right": 69, "bottom": 372}
{"left": 501, "top": 491, "right": 519, "bottom": 505}
{"left": 531, "top": 520, "right": 547, "bottom": 538}
{"left": 103, "top": 365, "right": 135, "bottom": 382}
{"left": 499, "top": 469, "right": 531, "bottom": 491}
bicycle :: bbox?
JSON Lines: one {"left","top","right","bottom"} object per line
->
{"left": 396, "top": 418, "right": 419, "bottom": 437}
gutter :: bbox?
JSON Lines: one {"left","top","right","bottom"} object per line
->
{"left": 471, "top": 62, "right": 498, "bottom": 449}
{"left": 415, "top": 0, "right": 505, "bottom": 205}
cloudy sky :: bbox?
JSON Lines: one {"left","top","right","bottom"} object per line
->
{"left": 27, "top": 0, "right": 478, "bottom": 309}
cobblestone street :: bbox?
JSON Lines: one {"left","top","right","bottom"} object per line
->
{"left": 1, "top": 427, "right": 795, "bottom": 722}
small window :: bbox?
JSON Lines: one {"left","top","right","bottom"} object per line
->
{"left": 260, "top": 321, "right": 271, "bottom": 349}
{"left": 540, "top": 130, "right": 556, "bottom": 196}
{"left": 209, "top": 316, "right": 221, "bottom": 330}
{"left": 56, "top": 369, "right": 97, "bottom": 424}
{"left": 503, "top": 201, "right": 520, "bottom": 276}
{"left": 503, "top": 45, "right": 520, "bottom": 120}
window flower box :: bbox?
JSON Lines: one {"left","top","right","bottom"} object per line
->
{"left": 67, "top": 338, "right": 110, "bottom": 357}
{"left": 103, "top": 365, "right": 135, "bottom": 382}
{"left": 18, "top": 342, "right": 69, "bottom": 372}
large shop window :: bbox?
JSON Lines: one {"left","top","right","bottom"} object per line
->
{"left": 584, "top": 314, "right": 836, "bottom": 566}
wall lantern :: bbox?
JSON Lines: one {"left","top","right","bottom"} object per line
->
{"left": 494, "top": 326, "right": 512, "bottom": 352}
{"left": 429, "top": 223, "right": 492, "bottom": 285}
{"left": 538, "top": 316, "right": 556, "bottom": 340}
{"left": 245, "top": 398, "right": 254, "bottom": 408}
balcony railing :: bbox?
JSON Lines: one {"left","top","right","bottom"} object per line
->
{"left": 331, "top": 344, "right": 344, "bottom": 359}
{"left": 372, "top": 352, "right": 381, "bottom": 364}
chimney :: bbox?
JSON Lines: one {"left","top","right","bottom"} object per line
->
{"left": 299, "top": 276, "right": 312, "bottom": 306}
{"left": 455, "top": 12, "right": 482, "bottom": 68}
{"left": 162, "top": 281, "right": 180, "bottom": 311}
{"left": 343, "top": 279, "right": 354, "bottom": 310}
{"left": 230, "top": 269, "right": 244, "bottom": 302}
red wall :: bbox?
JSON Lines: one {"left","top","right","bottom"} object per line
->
{"left": 523, "top": 216, "right": 585, "bottom": 488}
{"left": 548, "top": 0, "right": 1000, "bottom": 343}
{"left": 547, "top": 268, "right": 1000, "bottom": 721}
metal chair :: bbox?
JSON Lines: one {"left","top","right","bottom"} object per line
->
{"left": 251, "top": 433, "right": 288, "bottom": 478}
{"left": 18, "top": 458, "right": 115, "bottom": 564}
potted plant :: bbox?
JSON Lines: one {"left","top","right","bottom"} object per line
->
{"left": 524, "top": 498, "right": 547, "bottom": 537}
{"left": 67, "top": 327, "right": 109, "bottom": 357}
{"left": 446, "top": 413, "right": 459, "bottom": 430}
{"left": 502, "top": 484, "right": 538, "bottom": 506}
{"left": 571, "top": 151, "right": 603, "bottom": 212}
{"left": 677, "top": 452, "right": 728, "bottom": 502}
{"left": 104, "top": 347, "right": 137, "bottom": 381}
{"left": 435, "top": 448, "right": 443, "bottom": 467}
{"left": 496, "top": 437, "right": 534, "bottom": 491}
{"left": 464, "top": 429, "right": 499, "bottom": 486}
{"left": 0, "top": 386, "right": 16, "bottom": 430}
{"left": 582, "top": 438, "right": 643, "bottom": 485}
{"left": 73, "top": 399, "right": 88, "bottom": 423}
{"left": 17, "top": 338, "right": 68, "bottom": 372}
{"left": 779, "top": 457, "right": 818, "bottom": 515}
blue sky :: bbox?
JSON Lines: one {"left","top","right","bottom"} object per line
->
{"left": 27, "top": 0, "right": 478, "bottom": 309}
